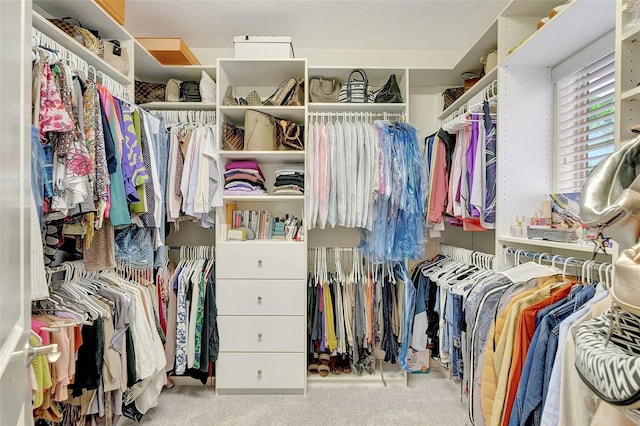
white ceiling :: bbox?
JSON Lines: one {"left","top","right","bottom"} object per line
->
{"left": 124, "top": 0, "right": 509, "bottom": 52}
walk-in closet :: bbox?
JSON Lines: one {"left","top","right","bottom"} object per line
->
{"left": 3, "top": 0, "right": 639, "bottom": 424}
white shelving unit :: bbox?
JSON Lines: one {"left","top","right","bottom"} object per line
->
{"left": 214, "top": 58, "right": 308, "bottom": 395}
{"left": 498, "top": 235, "right": 612, "bottom": 255}
{"left": 616, "top": 0, "right": 640, "bottom": 145}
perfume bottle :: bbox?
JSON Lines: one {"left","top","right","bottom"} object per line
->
{"left": 511, "top": 215, "right": 527, "bottom": 237}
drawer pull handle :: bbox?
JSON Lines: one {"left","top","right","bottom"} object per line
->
{"left": 257, "top": 296, "right": 263, "bottom": 303}
{"left": 257, "top": 369, "right": 262, "bottom": 376}
{"left": 257, "top": 259, "right": 263, "bottom": 266}
{"left": 257, "top": 332, "right": 263, "bottom": 339}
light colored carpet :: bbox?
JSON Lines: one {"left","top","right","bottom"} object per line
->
{"left": 122, "top": 369, "right": 470, "bottom": 426}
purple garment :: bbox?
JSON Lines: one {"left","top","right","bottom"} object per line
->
{"left": 466, "top": 114, "right": 480, "bottom": 217}
{"left": 224, "top": 161, "right": 265, "bottom": 179}
{"left": 119, "top": 103, "right": 148, "bottom": 203}
{"left": 223, "top": 188, "right": 266, "bottom": 195}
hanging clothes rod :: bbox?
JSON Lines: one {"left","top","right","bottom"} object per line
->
{"left": 153, "top": 109, "right": 217, "bottom": 126}
{"left": 503, "top": 246, "right": 611, "bottom": 269}
{"left": 308, "top": 111, "right": 406, "bottom": 121}
{"left": 439, "top": 244, "right": 495, "bottom": 270}
{"left": 442, "top": 79, "right": 497, "bottom": 127}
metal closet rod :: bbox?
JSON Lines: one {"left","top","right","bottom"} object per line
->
{"left": 308, "top": 111, "right": 405, "bottom": 120}
{"left": 503, "top": 246, "right": 608, "bottom": 268}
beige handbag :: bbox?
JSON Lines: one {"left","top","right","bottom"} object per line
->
{"left": 165, "top": 78, "right": 183, "bottom": 102}
{"left": 309, "top": 78, "right": 341, "bottom": 103}
{"left": 99, "top": 40, "right": 130, "bottom": 76}
{"left": 244, "top": 110, "right": 275, "bottom": 151}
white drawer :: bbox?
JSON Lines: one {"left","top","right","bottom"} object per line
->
{"left": 216, "top": 242, "right": 306, "bottom": 279}
{"left": 216, "top": 353, "right": 305, "bottom": 390}
{"left": 217, "top": 279, "right": 305, "bottom": 316}
{"left": 218, "top": 316, "right": 305, "bottom": 352}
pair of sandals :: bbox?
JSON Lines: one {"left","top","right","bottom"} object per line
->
{"left": 308, "top": 352, "right": 352, "bottom": 377}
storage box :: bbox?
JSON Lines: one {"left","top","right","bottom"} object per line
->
{"left": 234, "top": 36, "right": 294, "bottom": 59}
{"left": 137, "top": 38, "right": 200, "bottom": 65}
{"left": 527, "top": 226, "right": 578, "bottom": 243}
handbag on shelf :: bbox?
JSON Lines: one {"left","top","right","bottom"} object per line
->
{"left": 165, "top": 78, "right": 183, "bottom": 102}
{"left": 223, "top": 86, "right": 239, "bottom": 106}
{"left": 246, "top": 91, "right": 262, "bottom": 106}
{"left": 99, "top": 39, "right": 129, "bottom": 76}
{"left": 223, "top": 122, "right": 245, "bottom": 151}
{"left": 180, "top": 81, "right": 201, "bottom": 102}
{"left": 287, "top": 78, "right": 305, "bottom": 106}
{"left": 135, "top": 80, "right": 166, "bottom": 104}
{"left": 274, "top": 118, "right": 304, "bottom": 151}
{"left": 338, "top": 69, "right": 374, "bottom": 103}
{"left": 574, "top": 242, "right": 640, "bottom": 409}
{"left": 48, "top": 17, "right": 99, "bottom": 46}
{"left": 374, "top": 74, "right": 403, "bottom": 103}
{"left": 309, "top": 78, "right": 341, "bottom": 103}
{"left": 263, "top": 78, "right": 297, "bottom": 106}
{"left": 244, "top": 110, "right": 275, "bottom": 151}
{"left": 442, "top": 87, "right": 465, "bottom": 110}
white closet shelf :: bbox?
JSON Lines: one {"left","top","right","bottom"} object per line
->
{"left": 33, "top": 0, "right": 131, "bottom": 40}
{"left": 622, "top": 23, "right": 640, "bottom": 43}
{"left": 219, "top": 106, "right": 306, "bottom": 123}
{"left": 223, "top": 195, "right": 305, "bottom": 202}
{"left": 220, "top": 151, "right": 305, "bottom": 164}
{"left": 501, "top": 0, "right": 615, "bottom": 68}
{"left": 219, "top": 59, "right": 306, "bottom": 86}
{"left": 308, "top": 103, "right": 407, "bottom": 113}
{"left": 621, "top": 86, "right": 640, "bottom": 102}
{"left": 138, "top": 102, "right": 216, "bottom": 110}
{"left": 438, "top": 67, "right": 497, "bottom": 120}
{"left": 498, "top": 235, "right": 611, "bottom": 255}
{"left": 32, "top": 11, "right": 132, "bottom": 85}
{"left": 133, "top": 40, "right": 216, "bottom": 83}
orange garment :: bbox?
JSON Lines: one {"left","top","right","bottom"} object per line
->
{"left": 501, "top": 281, "right": 575, "bottom": 426}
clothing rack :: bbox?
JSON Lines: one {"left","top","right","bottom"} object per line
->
{"left": 167, "top": 245, "right": 215, "bottom": 260}
{"left": 308, "top": 111, "right": 406, "bottom": 122}
{"left": 155, "top": 110, "right": 217, "bottom": 127}
{"left": 32, "top": 27, "right": 130, "bottom": 100}
{"left": 440, "top": 244, "right": 495, "bottom": 270}
{"left": 503, "top": 246, "right": 613, "bottom": 283}
{"left": 442, "top": 79, "right": 497, "bottom": 128}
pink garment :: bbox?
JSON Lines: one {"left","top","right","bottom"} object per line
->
{"left": 31, "top": 319, "right": 51, "bottom": 345}
{"left": 38, "top": 62, "right": 74, "bottom": 141}
{"left": 428, "top": 137, "right": 448, "bottom": 224}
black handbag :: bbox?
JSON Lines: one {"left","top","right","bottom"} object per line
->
{"left": 375, "top": 74, "right": 403, "bottom": 103}
{"left": 180, "top": 81, "right": 201, "bottom": 102}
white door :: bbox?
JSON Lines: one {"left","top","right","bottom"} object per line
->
{"left": 0, "top": 0, "right": 34, "bottom": 425}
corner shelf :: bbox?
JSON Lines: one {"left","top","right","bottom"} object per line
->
{"left": 501, "top": 0, "right": 615, "bottom": 68}
{"left": 622, "top": 22, "right": 640, "bottom": 43}
{"left": 32, "top": 10, "right": 131, "bottom": 85}
{"left": 133, "top": 39, "right": 216, "bottom": 83}
{"left": 139, "top": 101, "right": 216, "bottom": 110}
{"left": 438, "top": 67, "right": 497, "bottom": 120}
{"left": 498, "top": 235, "right": 611, "bottom": 255}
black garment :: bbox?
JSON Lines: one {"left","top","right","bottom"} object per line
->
{"left": 125, "top": 328, "right": 137, "bottom": 388}
{"left": 99, "top": 97, "right": 118, "bottom": 174}
{"left": 274, "top": 176, "right": 304, "bottom": 187}
{"left": 437, "top": 128, "right": 456, "bottom": 179}
{"left": 69, "top": 320, "right": 103, "bottom": 396}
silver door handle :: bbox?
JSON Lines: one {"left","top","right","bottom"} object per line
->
{"left": 27, "top": 343, "right": 61, "bottom": 365}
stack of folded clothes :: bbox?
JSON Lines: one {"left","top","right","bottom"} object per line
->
{"left": 224, "top": 160, "right": 267, "bottom": 196}
{"left": 273, "top": 165, "right": 304, "bottom": 195}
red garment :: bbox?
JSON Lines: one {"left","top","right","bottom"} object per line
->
{"left": 31, "top": 319, "right": 51, "bottom": 345}
{"left": 502, "top": 281, "right": 575, "bottom": 426}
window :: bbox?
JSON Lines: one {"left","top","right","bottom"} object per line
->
{"left": 555, "top": 52, "right": 615, "bottom": 193}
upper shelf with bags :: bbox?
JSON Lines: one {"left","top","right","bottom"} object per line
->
{"left": 217, "top": 58, "right": 307, "bottom": 122}
{"left": 307, "top": 67, "right": 407, "bottom": 112}
{"left": 33, "top": 0, "right": 134, "bottom": 85}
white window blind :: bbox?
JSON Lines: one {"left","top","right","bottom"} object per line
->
{"left": 555, "top": 51, "right": 615, "bottom": 193}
